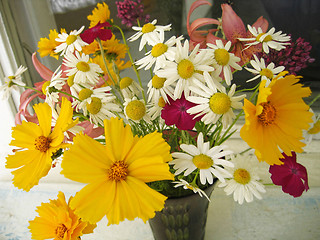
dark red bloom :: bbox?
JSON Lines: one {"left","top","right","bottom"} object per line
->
{"left": 80, "top": 22, "right": 112, "bottom": 44}
{"left": 161, "top": 94, "right": 201, "bottom": 131}
{"left": 269, "top": 152, "right": 309, "bottom": 197}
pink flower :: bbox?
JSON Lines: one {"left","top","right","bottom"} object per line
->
{"left": 161, "top": 94, "right": 201, "bottom": 130}
{"left": 269, "top": 152, "right": 309, "bottom": 197}
{"left": 80, "top": 22, "right": 112, "bottom": 44}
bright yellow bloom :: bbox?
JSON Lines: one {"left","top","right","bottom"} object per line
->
{"left": 29, "top": 191, "right": 96, "bottom": 240}
{"left": 61, "top": 118, "right": 173, "bottom": 225}
{"left": 37, "top": 29, "right": 60, "bottom": 59}
{"left": 87, "top": 2, "right": 111, "bottom": 28}
{"left": 240, "top": 73, "right": 313, "bottom": 165}
{"left": 5, "top": 98, "right": 77, "bottom": 191}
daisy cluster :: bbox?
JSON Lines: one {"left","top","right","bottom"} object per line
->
{"left": 0, "top": 1, "right": 318, "bottom": 238}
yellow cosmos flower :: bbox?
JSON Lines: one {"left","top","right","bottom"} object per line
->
{"left": 29, "top": 191, "right": 96, "bottom": 240}
{"left": 240, "top": 73, "right": 313, "bottom": 165}
{"left": 37, "top": 29, "right": 60, "bottom": 59}
{"left": 61, "top": 117, "right": 174, "bottom": 225}
{"left": 5, "top": 98, "right": 77, "bottom": 191}
{"left": 87, "top": 2, "right": 111, "bottom": 28}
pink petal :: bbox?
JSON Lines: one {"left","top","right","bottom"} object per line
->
{"left": 32, "top": 52, "right": 53, "bottom": 81}
{"left": 252, "top": 16, "right": 269, "bottom": 33}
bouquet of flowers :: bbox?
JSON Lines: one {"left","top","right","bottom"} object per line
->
{"left": 1, "top": 0, "right": 318, "bottom": 239}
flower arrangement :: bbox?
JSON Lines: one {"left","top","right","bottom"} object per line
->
{"left": 1, "top": 0, "right": 319, "bottom": 239}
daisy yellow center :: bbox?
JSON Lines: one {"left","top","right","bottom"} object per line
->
{"left": 308, "top": 120, "right": 320, "bottom": 134}
{"left": 152, "top": 75, "right": 166, "bottom": 89}
{"left": 126, "top": 100, "right": 146, "bottom": 121}
{"left": 158, "top": 97, "right": 166, "bottom": 108}
{"left": 35, "top": 136, "right": 52, "bottom": 152}
{"left": 177, "top": 59, "right": 194, "bottom": 79}
{"left": 119, "top": 77, "right": 133, "bottom": 89}
{"left": 256, "top": 33, "right": 272, "bottom": 42}
{"left": 8, "top": 76, "right": 15, "bottom": 87}
{"left": 234, "top": 168, "right": 251, "bottom": 185}
{"left": 258, "top": 101, "right": 277, "bottom": 126}
{"left": 214, "top": 49, "right": 230, "bottom": 66}
{"left": 55, "top": 224, "right": 67, "bottom": 239}
{"left": 66, "top": 35, "right": 77, "bottom": 45}
{"left": 108, "top": 161, "right": 129, "bottom": 181}
{"left": 87, "top": 97, "right": 102, "bottom": 114}
{"left": 76, "top": 61, "right": 90, "bottom": 72}
{"left": 41, "top": 81, "right": 50, "bottom": 95}
{"left": 260, "top": 68, "right": 274, "bottom": 79}
{"left": 151, "top": 43, "right": 168, "bottom": 57}
{"left": 192, "top": 154, "right": 213, "bottom": 169}
{"left": 141, "top": 23, "right": 155, "bottom": 33}
{"left": 78, "top": 88, "right": 93, "bottom": 100}
{"left": 67, "top": 75, "right": 74, "bottom": 87}
{"left": 209, "top": 93, "right": 231, "bottom": 114}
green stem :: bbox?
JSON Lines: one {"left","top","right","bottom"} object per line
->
{"left": 97, "top": 38, "right": 116, "bottom": 86}
{"left": 16, "top": 84, "right": 42, "bottom": 94}
{"left": 309, "top": 93, "right": 320, "bottom": 107}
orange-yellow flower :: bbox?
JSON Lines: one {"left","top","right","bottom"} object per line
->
{"left": 240, "top": 73, "right": 313, "bottom": 165}
{"left": 5, "top": 98, "right": 77, "bottom": 191}
{"left": 37, "top": 29, "right": 60, "bottom": 59}
{"left": 87, "top": 2, "right": 111, "bottom": 28}
{"left": 61, "top": 118, "right": 173, "bottom": 225}
{"left": 29, "top": 191, "right": 96, "bottom": 240}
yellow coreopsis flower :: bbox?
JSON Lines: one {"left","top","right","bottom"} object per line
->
{"left": 61, "top": 117, "right": 174, "bottom": 225}
{"left": 240, "top": 72, "right": 313, "bottom": 165}
{"left": 87, "top": 2, "right": 111, "bottom": 28}
{"left": 37, "top": 29, "right": 60, "bottom": 59}
{"left": 5, "top": 98, "right": 77, "bottom": 191}
{"left": 29, "top": 191, "right": 96, "bottom": 240}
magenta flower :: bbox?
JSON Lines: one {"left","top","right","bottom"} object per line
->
{"left": 269, "top": 152, "right": 309, "bottom": 197}
{"left": 161, "top": 94, "right": 201, "bottom": 130}
{"left": 80, "top": 22, "right": 112, "bottom": 44}
{"left": 116, "top": 0, "right": 150, "bottom": 28}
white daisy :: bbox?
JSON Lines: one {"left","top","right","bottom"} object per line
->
{"left": 147, "top": 96, "right": 166, "bottom": 121}
{"left": 63, "top": 51, "right": 103, "bottom": 85}
{"left": 218, "top": 154, "right": 266, "bottom": 204}
{"left": 173, "top": 179, "right": 210, "bottom": 201}
{"left": 147, "top": 74, "right": 174, "bottom": 103}
{"left": 245, "top": 54, "right": 285, "bottom": 85}
{"left": 0, "top": 65, "right": 27, "bottom": 100}
{"left": 187, "top": 72, "right": 245, "bottom": 127}
{"left": 156, "top": 39, "right": 214, "bottom": 100}
{"left": 170, "top": 132, "right": 234, "bottom": 185}
{"left": 54, "top": 26, "right": 87, "bottom": 56}
{"left": 135, "top": 35, "right": 182, "bottom": 71}
{"left": 239, "top": 26, "right": 291, "bottom": 54}
{"left": 124, "top": 97, "right": 151, "bottom": 123}
{"left": 64, "top": 73, "right": 93, "bottom": 98}
{"left": 207, "top": 40, "right": 242, "bottom": 85}
{"left": 128, "top": 19, "right": 172, "bottom": 51}
{"left": 43, "top": 67, "right": 67, "bottom": 106}
{"left": 119, "top": 77, "right": 143, "bottom": 99}
{"left": 303, "top": 109, "right": 320, "bottom": 147}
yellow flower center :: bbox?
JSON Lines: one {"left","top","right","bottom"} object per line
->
{"left": 35, "top": 136, "right": 52, "bottom": 152}
{"left": 55, "top": 224, "right": 67, "bottom": 239}
{"left": 8, "top": 76, "right": 15, "bottom": 87}
{"left": 108, "top": 161, "right": 129, "bottom": 181}
{"left": 119, "top": 77, "right": 133, "bottom": 89}
{"left": 158, "top": 97, "right": 166, "bottom": 108}
{"left": 177, "top": 59, "right": 194, "bottom": 79}
{"left": 260, "top": 68, "right": 274, "bottom": 79}
{"left": 256, "top": 33, "right": 272, "bottom": 42}
{"left": 258, "top": 101, "right": 277, "bottom": 126}
{"left": 234, "top": 168, "right": 251, "bottom": 185}
{"left": 141, "top": 23, "right": 156, "bottom": 33}
{"left": 209, "top": 93, "right": 231, "bottom": 114}
{"left": 78, "top": 88, "right": 93, "bottom": 100}
{"left": 151, "top": 43, "right": 168, "bottom": 57}
{"left": 214, "top": 49, "right": 230, "bottom": 66}
{"left": 66, "top": 35, "right": 77, "bottom": 45}
{"left": 152, "top": 75, "right": 166, "bottom": 89}
{"left": 192, "top": 154, "right": 213, "bottom": 169}
{"left": 126, "top": 100, "right": 146, "bottom": 121}
{"left": 41, "top": 81, "right": 50, "bottom": 95}
{"left": 87, "top": 97, "right": 102, "bottom": 114}
{"left": 308, "top": 120, "right": 320, "bottom": 134}
{"left": 67, "top": 75, "right": 74, "bottom": 87}
{"left": 76, "top": 61, "right": 90, "bottom": 72}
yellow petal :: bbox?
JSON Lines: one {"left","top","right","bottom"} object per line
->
{"left": 33, "top": 102, "right": 52, "bottom": 136}
{"left": 6, "top": 149, "right": 39, "bottom": 169}
{"left": 54, "top": 97, "right": 75, "bottom": 132}
{"left": 10, "top": 121, "right": 41, "bottom": 149}
{"left": 29, "top": 217, "right": 56, "bottom": 239}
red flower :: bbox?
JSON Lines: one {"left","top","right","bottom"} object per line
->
{"left": 269, "top": 152, "right": 309, "bottom": 197}
{"left": 80, "top": 22, "right": 112, "bottom": 44}
{"left": 161, "top": 94, "right": 201, "bottom": 130}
